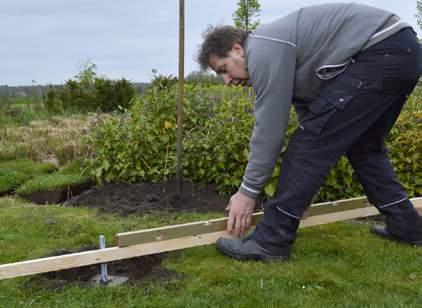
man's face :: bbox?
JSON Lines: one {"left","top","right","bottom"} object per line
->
{"left": 208, "top": 43, "right": 250, "bottom": 86}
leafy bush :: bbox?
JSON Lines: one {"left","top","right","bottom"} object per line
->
{"left": 56, "top": 77, "right": 135, "bottom": 113}
{"left": 85, "top": 85, "right": 181, "bottom": 183}
{"left": 150, "top": 70, "right": 178, "bottom": 90}
{"left": 184, "top": 95, "right": 254, "bottom": 192}
{"left": 387, "top": 108, "right": 422, "bottom": 197}
{"left": 93, "top": 78, "right": 135, "bottom": 112}
{"left": 86, "top": 84, "right": 422, "bottom": 201}
{"left": 85, "top": 84, "right": 248, "bottom": 185}
{"left": 45, "top": 86, "right": 64, "bottom": 114}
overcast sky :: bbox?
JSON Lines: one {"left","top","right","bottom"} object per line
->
{"left": 1, "top": 0, "right": 419, "bottom": 86}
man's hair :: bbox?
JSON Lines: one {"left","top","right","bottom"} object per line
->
{"left": 197, "top": 25, "right": 249, "bottom": 71}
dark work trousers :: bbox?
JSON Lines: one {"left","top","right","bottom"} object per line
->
{"left": 252, "top": 28, "right": 422, "bottom": 255}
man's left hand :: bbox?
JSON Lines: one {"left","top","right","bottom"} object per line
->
{"left": 226, "top": 191, "right": 256, "bottom": 237}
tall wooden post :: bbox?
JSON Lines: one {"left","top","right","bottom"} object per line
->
{"left": 176, "top": 0, "right": 185, "bottom": 196}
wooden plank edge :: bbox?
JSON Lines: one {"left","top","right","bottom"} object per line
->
{"left": 116, "top": 196, "right": 371, "bottom": 247}
{"left": 0, "top": 230, "right": 230, "bottom": 280}
{"left": 116, "top": 197, "right": 422, "bottom": 247}
{"left": 1, "top": 198, "right": 420, "bottom": 281}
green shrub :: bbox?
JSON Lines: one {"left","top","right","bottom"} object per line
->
{"left": 85, "top": 85, "right": 179, "bottom": 183}
{"left": 58, "top": 77, "right": 135, "bottom": 113}
{"left": 387, "top": 108, "right": 422, "bottom": 197}
{"left": 93, "top": 77, "right": 135, "bottom": 112}
{"left": 44, "top": 87, "right": 64, "bottom": 114}
{"left": 184, "top": 95, "right": 254, "bottom": 192}
{"left": 86, "top": 84, "right": 422, "bottom": 201}
{"left": 85, "top": 84, "right": 246, "bottom": 184}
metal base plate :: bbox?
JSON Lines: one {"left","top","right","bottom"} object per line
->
{"left": 90, "top": 274, "right": 129, "bottom": 286}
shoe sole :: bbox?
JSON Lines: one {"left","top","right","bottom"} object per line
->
{"left": 215, "top": 245, "right": 288, "bottom": 262}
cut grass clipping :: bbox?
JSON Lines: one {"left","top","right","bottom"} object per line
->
{"left": 0, "top": 159, "right": 57, "bottom": 194}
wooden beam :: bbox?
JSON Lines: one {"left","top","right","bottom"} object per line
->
{"left": 0, "top": 231, "right": 228, "bottom": 280}
{"left": 306, "top": 196, "right": 370, "bottom": 216}
{"left": 0, "top": 197, "right": 420, "bottom": 280}
{"left": 116, "top": 197, "right": 422, "bottom": 247}
{"left": 116, "top": 196, "right": 371, "bottom": 247}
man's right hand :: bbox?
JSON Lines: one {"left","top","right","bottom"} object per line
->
{"left": 226, "top": 191, "right": 256, "bottom": 237}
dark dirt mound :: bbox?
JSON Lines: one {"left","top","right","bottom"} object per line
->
{"left": 26, "top": 248, "right": 182, "bottom": 290}
{"left": 66, "top": 180, "right": 230, "bottom": 215}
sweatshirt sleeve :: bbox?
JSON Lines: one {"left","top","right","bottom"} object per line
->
{"left": 238, "top": 36, "right": 297, "bottom": 199}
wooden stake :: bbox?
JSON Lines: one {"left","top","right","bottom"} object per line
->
{"left": 176, "top": 0, "right": 185, "bottom": 196}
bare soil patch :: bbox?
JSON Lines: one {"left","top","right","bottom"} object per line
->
{"left": 66, "top": 180, "right": 230, "bottom": 215}
{"left": 26, "top": 247, "right": 182, "bottom": 290}
{"left": 24, "top": 180, "right": 229, "bottom": 289}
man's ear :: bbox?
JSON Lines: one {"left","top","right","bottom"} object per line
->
{"left": 231, "top": 43, "right": 245, "bottom": 57}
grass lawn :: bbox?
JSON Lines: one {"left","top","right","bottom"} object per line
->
{"left": 0, "top": 197, "right": 421, "bottom": 307}
{"left": 0, "top": 159, "right": 57, "bottom": 194}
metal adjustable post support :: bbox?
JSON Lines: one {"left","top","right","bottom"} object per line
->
{"left": 99, "top": 235, "right": 109, "bottom": 284}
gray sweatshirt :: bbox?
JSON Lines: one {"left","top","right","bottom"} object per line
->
{"left": 239, "top": 2, "right": 412, "bottom": 199}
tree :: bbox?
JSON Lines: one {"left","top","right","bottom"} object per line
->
{"left": 150, "top": 69, "right": 178, "bottom": 90}
{"left": 417, "top": 0, "right": 422, "bottom": 33}
{"left": 232, "top": 0, "right": 261, "bottom": 32}
{"left": 75, "top": 59, "right": 97, "bottom": 85}
{"left": 44, "top": 86, "right": 64, "bottom": 114}
{"left": 186, "top": 70, "right": 223, "bottom": 85}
